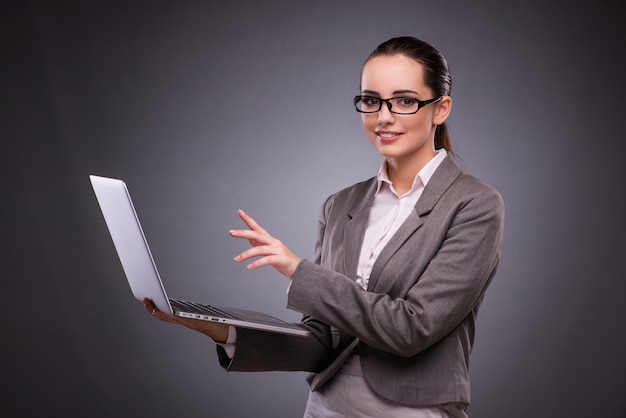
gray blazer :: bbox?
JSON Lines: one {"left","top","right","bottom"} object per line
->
{"left": 218, "top": 155, "right": 505, "bottom": 407}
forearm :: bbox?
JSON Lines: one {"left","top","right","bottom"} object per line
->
{"left": 218, "top": 322, "right": 334, "bottom": 373}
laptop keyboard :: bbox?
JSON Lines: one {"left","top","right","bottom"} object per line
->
{"left": 170, "top": 299, "right": 238, "bottom": 320}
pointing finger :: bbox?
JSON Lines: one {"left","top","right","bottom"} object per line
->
{"left": 238, "top": 209, "right": 269, "bottom": 234}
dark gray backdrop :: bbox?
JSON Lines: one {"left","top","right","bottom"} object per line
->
{"left": 2, "top": 1, "right": 625, "bottom": 417}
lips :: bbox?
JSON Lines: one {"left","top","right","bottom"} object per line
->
{"left": 376, "top": 131, "right": 402, "bottom": 143}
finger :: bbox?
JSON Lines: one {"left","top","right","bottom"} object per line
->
{"left": 238, "top": 209, "right": 269, "bottom": 235}
{"left": 229, "top": 228, "right": 270, "bottom": 246}
{"left": 143, "top": 297, "right": 157, "bottom": 314}
{"left": 241, "top": 255, "right": 277, "bottom": 270}
{"left": 143, "top": 298, "right": 176, "bottom": 322}
{"left": 233, "top": 245, "right": 272, "bottom": 263}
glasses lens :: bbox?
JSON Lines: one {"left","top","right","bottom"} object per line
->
{"left": 389, "top": 98, "right": 420, "bottom": 114}
{"left": 355, "top": 96, "right": 380, "bottom": 113}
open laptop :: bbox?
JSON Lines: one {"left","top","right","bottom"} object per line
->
{"left": 89, "top": 175, "right": 310, "bottom": 336}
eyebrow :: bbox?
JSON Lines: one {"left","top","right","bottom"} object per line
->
{"left": 361, "top": 89, "right": 419, "bottom": 96}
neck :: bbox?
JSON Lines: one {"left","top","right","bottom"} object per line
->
{"left": 386, "top": 150, "right": 436, "bottom": 195}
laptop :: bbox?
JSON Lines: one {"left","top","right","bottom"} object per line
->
{"left": 89, "top": 175, "right": 310, "bottom": 337}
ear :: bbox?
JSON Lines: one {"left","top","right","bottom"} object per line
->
{"left": 433, "top": 96, "right": 452, "bottom": 125}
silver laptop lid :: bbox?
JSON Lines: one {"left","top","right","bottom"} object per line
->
{"left": 90, "top": 175, "right": 173, "bottom": 315}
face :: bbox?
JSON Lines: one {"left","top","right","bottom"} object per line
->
{"left": 359, "top": 54, "right": 450, "bottom": 169}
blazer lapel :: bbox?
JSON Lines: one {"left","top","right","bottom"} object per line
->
{"left": 414, "top": 155, "right": 462, "bottom": 217}
{"left": 342, "top": 179, "right": 377, "bottom": 279}
{"left": 367, "top": 155, "right": 463, "bottom": 291}
{"left": 366, "top": 211, "right": 422, "bottom": 291}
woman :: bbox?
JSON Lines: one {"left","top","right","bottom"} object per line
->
{"left": 144, "top": 36, "right": 505, "bottom": 417}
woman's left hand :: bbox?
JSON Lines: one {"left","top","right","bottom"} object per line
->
{"left": 229, "top": 209, "right": 301, "bottom": 279}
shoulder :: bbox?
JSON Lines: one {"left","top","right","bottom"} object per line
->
{"left": 442, "top": 155, "right": 503, "bottom": 206}
{"left": 455, "top": 172, "right": 503, "bottom": 205}
{"left": 416, "top": 156, "right": 505, "bottom": 234}
{"left": 312, "top": 177, "right": 377, "bottom": 226}
{"left": 421, "top": 155, "right": 504, "bottom": 214}
{"left": 329, "top": 177, "right": 376, "bottom": 201}
{"left": 322, "top": 177, "right": 376, "bottom": 209}
{"left": 446, "top": 172, "right": 505, "bottom": 229}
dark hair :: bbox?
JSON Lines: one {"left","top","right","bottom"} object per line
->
{"left": 364, "top": 36, "right": 453, "bottom": 153}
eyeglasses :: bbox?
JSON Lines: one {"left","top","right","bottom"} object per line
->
{"left": 353, "top": 95, "right": 443, "bottom": 115}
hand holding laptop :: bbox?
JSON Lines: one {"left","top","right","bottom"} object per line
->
{"left": 143, "top": 298, "right": 229, "bottom": 343}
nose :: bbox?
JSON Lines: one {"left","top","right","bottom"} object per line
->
{"left": 377, "top": 101, "right": 395, "bottom": 125}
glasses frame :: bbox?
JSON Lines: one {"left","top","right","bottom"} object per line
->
{"left": 353, "top": 95, "right": 444, "bottom": 115}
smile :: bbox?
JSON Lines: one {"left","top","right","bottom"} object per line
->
{"left": 376, "top": 131, "right": 402, "bottom": 142}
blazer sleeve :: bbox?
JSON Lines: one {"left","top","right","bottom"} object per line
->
{"left": 216, "top": 195, "right": 339, "bottom": 373}
{"left": 287, "top": 175, "right": 505, "bottom": 357}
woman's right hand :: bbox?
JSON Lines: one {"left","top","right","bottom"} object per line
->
{"left": 143, "top": 298, "right": 229, "bottom": 343}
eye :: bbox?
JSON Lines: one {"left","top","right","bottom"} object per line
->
{"left": 362, "top": 96, "right": 380, "bottom": 106}
{"left": 396, "top": 97, "right": 419, "bottom": 107}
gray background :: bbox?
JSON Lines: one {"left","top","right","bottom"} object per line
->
{"left": 2, "top": 1, "right": 625, "bottom": 417}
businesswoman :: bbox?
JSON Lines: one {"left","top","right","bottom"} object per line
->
{"left": 145, "top": 36, "right": 505, "bottom": 417}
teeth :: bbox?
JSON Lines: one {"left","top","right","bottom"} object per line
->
{"left": 379, "top": 133, "right": 397, "bottom": 138}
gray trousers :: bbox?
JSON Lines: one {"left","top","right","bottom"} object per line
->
{"left": 303, "top": 355, "right": 468, "bottom": 418}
